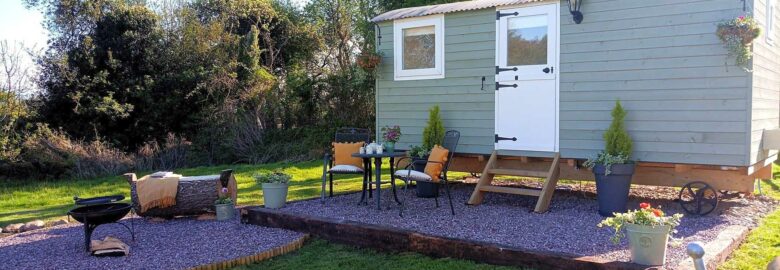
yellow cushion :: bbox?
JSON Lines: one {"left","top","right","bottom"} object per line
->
{"left": 332, "top": 142, "right": 364, "bottom": 169}
{"left": 424, "top": 145, "right": 449, "bottom": 182}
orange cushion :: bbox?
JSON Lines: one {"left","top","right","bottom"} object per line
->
{"left": 424, "top": 145, "right": 449, "bottom": 182}
{"left": 332, "top": 142, "right": 364, "bottom": 169}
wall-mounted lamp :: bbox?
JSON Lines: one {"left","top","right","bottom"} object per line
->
{"left": 567, "top": 0, "right": 584, "bottom": 24}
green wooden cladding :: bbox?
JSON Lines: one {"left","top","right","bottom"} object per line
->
{"left": 376, "top": 0, "right": 779, "bottom": 167}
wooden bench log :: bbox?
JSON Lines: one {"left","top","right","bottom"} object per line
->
{"left": 123, "top": 169, "right": 238, "bottom": 217}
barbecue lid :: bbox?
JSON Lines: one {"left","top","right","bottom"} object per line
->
{"left": 74, "top": 195, "right": 125, "bottom": 206}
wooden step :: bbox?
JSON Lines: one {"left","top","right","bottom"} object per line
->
{"left": 479, "top": 185, "right": 542, "bottom": 197}
{"left": 487, "top": 168, "right": 548, "bottom": 178}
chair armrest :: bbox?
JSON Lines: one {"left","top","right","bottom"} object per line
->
{"left": 394, "top": 157, "right": 411, "bottom": 168}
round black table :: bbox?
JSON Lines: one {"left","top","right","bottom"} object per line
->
{"left": 352, "top": 151, "right": 406, "bottom": 210}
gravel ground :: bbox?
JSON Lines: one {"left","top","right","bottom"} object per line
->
{"left": 289, "top": 181, "right": 778, "bottom": 267}
{"left": 0, "top": 210, "right": 306, "bottom": 270}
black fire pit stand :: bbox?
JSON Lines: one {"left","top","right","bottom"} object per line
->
{"left": 81, "top": 216, "right": 136, "bottom": 252}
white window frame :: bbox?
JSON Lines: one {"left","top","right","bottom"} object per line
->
{"left": 768, "top": 0, "right": 776, "bottom": 45}
{"left": 393, "top": 15, "right": 445, "bottom": 81}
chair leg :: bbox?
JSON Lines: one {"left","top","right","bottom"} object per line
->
{"left": 444, "top": 181, "right": 455, "bottom": 215}
{"left": 434, "top": 192, "right": 440, "bottom": 208}
{"left": 329, "top": 172, "right": 334, "bottom": 197}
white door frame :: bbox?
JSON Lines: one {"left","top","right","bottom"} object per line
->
{"left": 494, "top": 3, "right": 560, "bottom": 152}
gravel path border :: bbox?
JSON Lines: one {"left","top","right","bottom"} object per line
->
{"left": 280, "top": 182, "right": 777, "bottom": 268}
{"left": 0, "top": 211, "right": 306, "bottom": 270}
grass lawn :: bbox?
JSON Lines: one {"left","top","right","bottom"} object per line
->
{"left": 0, "top": 161, "right": 404, "bottom": 226}
{"left": 235, "top": 239, "right": 518, "bottom": 270}
{"left": 718, "top": 166, "right": 780, "bottom": 270}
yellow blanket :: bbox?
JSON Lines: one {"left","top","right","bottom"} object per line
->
{"left": 136, "top": 173, "right": 181, "bottom": 213}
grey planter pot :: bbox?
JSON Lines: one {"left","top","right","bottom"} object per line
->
{"left": 215, "top": 203, "right": 234, "bottom": 221}
{"left": 626, "top": 223, "right": 671, "bottom": 266}
{"left": 262, "top": 182, "right": 289, "bottom": 209}
{"left": 411, "top": 156, "right": 439, "bottom": 198}
{"left": 593, "top": 163, "right": 635, "bottom": 217}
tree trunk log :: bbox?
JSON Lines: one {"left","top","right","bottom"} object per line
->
{"left": 124, "top": 170, "right": 238, "bottom": 217}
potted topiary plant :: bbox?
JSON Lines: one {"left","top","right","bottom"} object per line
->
{"left": 598, "top": 203, "right": 683, "bottom": 266}
{"left": 381, "top": 125, "right": 402, "bottom": 153}
{"left": 415, "top": 105, "right": 446, "bottom": 198}
{"left": 584, "top": 100, "right": 635, "bottom": 216}
{"left": 254, "top": 170, "right": 291, "bottom": 209}
{"left": 214, "top": 187, "right": 234, "bottom": 221}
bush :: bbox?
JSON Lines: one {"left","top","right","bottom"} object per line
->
{"left": 2, "top": 125, "right": 132, "bottom": 180}
{"left": 603, "top": 100, "right": 632, "bottom": 158}
{"left": 135, "top": 133, "right": 191, "bottom": 171}
{"left": 422, "top": 105, "right": 445, "bottom": 150}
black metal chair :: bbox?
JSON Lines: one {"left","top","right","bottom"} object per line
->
{"left": 395, "top": 130, "right": 460, "bottom": 216}
{"left": 321, "top": 128, "right": 372, "bottom": 202}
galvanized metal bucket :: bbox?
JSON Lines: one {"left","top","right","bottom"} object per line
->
{"left": 215, "top": 203, "right": 234, "bottom": 221}
{"left": 626, "top": 223, "right": 670, "bottom": 266}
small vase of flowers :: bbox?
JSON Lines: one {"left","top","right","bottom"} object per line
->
{"left": 598, "top": 203, "right": 684, "bottom": 266}
{"left": 381, "top": 125, "right": 402, "bottom": 153}
{"left": 214, "top": 187, "right": 234, "bottom": 221}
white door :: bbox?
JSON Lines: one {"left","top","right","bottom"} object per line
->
{"left": 495, "top": 4, "right": 558, "bottom": 152}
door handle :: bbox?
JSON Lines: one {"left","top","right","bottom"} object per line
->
{"left": 543, "top": 66, "right": 554, "bottom": 73}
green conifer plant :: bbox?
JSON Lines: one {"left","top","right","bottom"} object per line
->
{"left": 584, "top": 100, "right": 634, "bottom": 174}
{"left": 422, "top": 105, "right": 445, "bottom": 150}
{"left": 604, "top": 100, "right": 632, "bottom": 158}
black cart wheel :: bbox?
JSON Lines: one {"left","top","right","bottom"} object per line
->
{"left": 678, "top": 181, "right": 719, "bottom": 216}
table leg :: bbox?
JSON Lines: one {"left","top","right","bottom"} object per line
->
{"left": 375, "top": 157, "right": 382, "bottom": 210}
{"left": 358, "top": 158, "right": 368, "bottom": 205}
{"left": 390, "top": 157, "right": 401, "bottom": 204}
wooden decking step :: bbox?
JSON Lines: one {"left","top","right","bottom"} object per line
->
{"left": 468, "top": 151, "right": 561, "bottom": 213}
{"left": 479, "top": 185, "right": 542, "bottom": 197}
{"left": 487, "top": 168, "right": 548, "bottom": 178}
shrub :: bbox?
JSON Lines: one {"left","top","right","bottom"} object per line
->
{"left": 134, "top": 133, "right": 191, "bottom": 171}
{"left": 254, "top": 170, "right": 292, "bottom": 184}
{"left": 584, "top": 100, "right": 634, "bottom": 174}
{"left": 603, "top": 100, "right": 632, "bottom": 158}
{"left": 422, "top": 105, "right": 445, "bottom": 150}
{"left": 6, "top": 125, "right": 132, "bottom": 180}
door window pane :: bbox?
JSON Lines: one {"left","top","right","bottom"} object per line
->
{"left": 507, "top": 15, "right": 547, "bottom": 66}
{"left": 403, "top": 26, "right": 436, "bottom": 70}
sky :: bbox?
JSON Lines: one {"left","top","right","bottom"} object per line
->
{"left": 0, "top": 1, "right": 47, "bottom": 47}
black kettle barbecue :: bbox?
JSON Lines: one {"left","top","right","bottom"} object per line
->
{"left": 68, "top": 195, "right": 135, "bottom": 252}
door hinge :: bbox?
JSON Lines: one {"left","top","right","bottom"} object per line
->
{"left": 496, "top": 11, "right": 518, "bottom": 20}
{"left": 495, "top": 134, "right": 518, "bottom": 143}
{"left": 495, "top": 82, "right": 518, "bottom": 91}
{"left": 495, "top": 66, "right": 518, "bottom": 74}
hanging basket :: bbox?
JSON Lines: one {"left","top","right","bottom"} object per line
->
{"left": 717, "top": 26, "right": 760, "bottom": 45}
{"left": 357, "top": 52, "right": 382, "bottom": 70}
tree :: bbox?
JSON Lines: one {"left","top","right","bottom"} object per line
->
{"left": 0, "top": 40, "right": 35, "bottom": 161}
